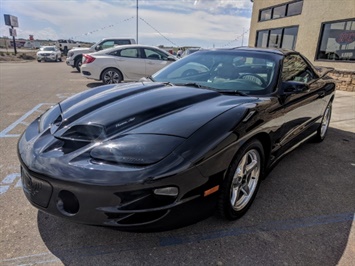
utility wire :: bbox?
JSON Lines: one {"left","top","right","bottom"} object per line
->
{"left": 139, "top": 17, "right": 179, "bottom": 47}
{"left": 221, "top": 28, "right": 250, "bottom": 47}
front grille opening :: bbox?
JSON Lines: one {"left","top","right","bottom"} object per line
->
{"left": 113, "top": 210, "right": 169, "bottom": 225}
{"left": 56, "top": 190, "right": 80, "bottom": 216}
{"left": 114, "top": 190, "right": 176, "bottom": 211}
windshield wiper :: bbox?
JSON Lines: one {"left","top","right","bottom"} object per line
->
{"left": 216, "top": 90, "right": 248, "bottom": 96}
{"left": 179, "top": 82, "right": 215, "bottom": 90}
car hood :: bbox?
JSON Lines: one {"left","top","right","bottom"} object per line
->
{"left": 55, "top": 82, "right": 256, "bottom": 139}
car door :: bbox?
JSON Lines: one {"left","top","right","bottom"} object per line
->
{"left": 111, "top": 47, "right": 146, "bottom": 80}
{"left": 142, "top": 48, "right": 172, "bottom": 76}
{"left": 278, "top": 54, "right": 326, "bottom": 149}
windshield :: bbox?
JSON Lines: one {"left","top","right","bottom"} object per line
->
{"left": 42, "top": 47, "right": 55, "bottom": 51}
{"left": 152, "top": 50, "right": 279, "bottom": 95}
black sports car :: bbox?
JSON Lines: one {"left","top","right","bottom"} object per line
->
{"left": 18, "top": 47, "right": 335, "bottom": 230}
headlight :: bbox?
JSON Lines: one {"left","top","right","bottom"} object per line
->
{"left": 90, "top": 134, "right": 184, "bottom": 165}
{"left": 38, "top": 104, "right": 62, "bottom": 132}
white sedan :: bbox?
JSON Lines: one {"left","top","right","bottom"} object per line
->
{"left": 36, "top": 46, "right": 62, "bottom": 62}
{"left": 81, "top": 45, "right": 176, "bottom": 84}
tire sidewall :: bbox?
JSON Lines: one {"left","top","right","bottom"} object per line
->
{"left": 219, "top": 139, "right": 264, "bottom": 220}
{"left": 102, "top": 68, "right": 122, "bottom": 84}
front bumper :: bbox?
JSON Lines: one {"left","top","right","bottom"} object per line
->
{"left": 37, "top": 55, "right": 58, "bottom": 61}
{"left": 17, "top": 120, "right": 220, "bottom": 230}
{"left": 19, "top": 163, "right": 217, "bottom": 230}
{"left": 66, "top": 57, "right": 75, "bottom": 67}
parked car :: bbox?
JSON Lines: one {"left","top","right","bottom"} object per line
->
{"left": 18, "top": 47, "right": 335, "bottom": 231}
{"left": 55, "top": 39, "right": 80, "bottom": 55}
{"left": 36, "top": 46, "right": 62, "bottom": 62}
{"left": 66, "top": 38, "right": 136, "bottom": 72}
{"left": 81, "top": 44, "right": 176, "bottom": 84}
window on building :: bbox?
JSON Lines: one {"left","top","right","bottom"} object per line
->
{"left": 273, "top": 5, "right": 286, "bottom": 19}
{"left": 255, "top": 26, "right": 299, "bottom": 50}
{"left": 256, "top": 30, "right": 269, "bottom": 47}
{"left": 287, "top": 1, "right": 303, "bottom": 16}
{"left": 316, "top": 19, "right": 355, "bottom": 62}
{"left": 269, "top": 29, "right": 283, "bottom": 48}
{"left": 282, "top": 27, "right": 298, "bottom": 49}
{"left": 258, "top": 0, "right": 303, "bottom": 22}
{"left": 259, "top": 9, "right": 272, "bottom": 21}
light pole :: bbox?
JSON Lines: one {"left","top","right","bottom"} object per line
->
{"left": 136, "top": 0, "right": 138, "bottom": 43}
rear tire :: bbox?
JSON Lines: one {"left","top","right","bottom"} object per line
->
{"left": 101, "top": 68, "right": 123, "bottom": 84}
{"left": 314, "top": 102, "right": 332, "bottom": 142}
{"left": 218, "top": 139, "right": 264, "bottom": 220}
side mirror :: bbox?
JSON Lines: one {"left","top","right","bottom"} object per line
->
{"left": 315, "top": 66, "right": 334, "bottom": 78}
{"left": 281, "top": 81, "right": 310, "bottom": 94}
{"left": 95, "top": 45, "right": 102, "bottom": 51}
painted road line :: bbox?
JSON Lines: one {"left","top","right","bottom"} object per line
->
{"left": 0, "top": 103, "right": 54, "bottom": 138}
{"left": 0, "top": 185, "right": 9, "bottom": 195}
{"left": 0, "top": 173, "right": 22, "bottom": 195}
{"left": 2, "top": 173, "right": 20, "bottom": 184}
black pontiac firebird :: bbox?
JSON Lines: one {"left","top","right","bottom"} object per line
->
{"left": 18, "top": 47, "right": 335, "bottom": 230}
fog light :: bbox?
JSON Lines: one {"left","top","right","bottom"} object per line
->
{"left": 154, "top": 187, "right": 178, "bottom": 197}
{"left": 56, "top": 190, "right": 79, "bottom": 216}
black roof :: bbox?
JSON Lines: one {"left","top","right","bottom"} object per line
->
{"left": 210, "top": 46, "right": 297, "bottom": 56}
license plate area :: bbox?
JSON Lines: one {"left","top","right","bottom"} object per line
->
{"left": 21, "top": 167, "right": 53, "bottom": 208}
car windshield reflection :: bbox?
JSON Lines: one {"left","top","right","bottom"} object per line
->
{"left": 152, "top": 50, "right": 278, "bottom": 95}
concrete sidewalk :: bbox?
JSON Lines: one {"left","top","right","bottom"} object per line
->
{"left": 331, "top": 90, "right": 355, "bottom": 133}
{"left": 332, "top": 90, "right": 355, "bottom": 266}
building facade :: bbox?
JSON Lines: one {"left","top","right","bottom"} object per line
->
{"left": 249, "top": 0, "right": 355, "bottom": 91}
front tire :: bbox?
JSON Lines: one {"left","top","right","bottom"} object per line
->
{"left": 218, "top": 139, "right": 264, "bottom": 220}
{"left": 101, "top": 68, "right": 123, "bottom": 84}
{"left": 314, "top": 102, "right": 332, "bottom": 142}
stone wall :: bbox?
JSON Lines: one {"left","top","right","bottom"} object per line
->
{"left": 328, "top": 70, "right": 355, "bottom": 92}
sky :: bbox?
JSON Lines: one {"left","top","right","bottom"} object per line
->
{"left": 0, "top": 0, "right": 254, "bottom": 48}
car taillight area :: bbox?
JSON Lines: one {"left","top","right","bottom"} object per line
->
{"left": 82, "top": 54, "right": 96, "bottom": 64}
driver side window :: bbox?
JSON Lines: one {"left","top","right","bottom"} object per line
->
{"left": 282, "top": 55, "right": 316, "bottom": 83}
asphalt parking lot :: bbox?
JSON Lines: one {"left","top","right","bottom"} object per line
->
{"left": 0, "top": 61, "right": 354, "bottom": 266}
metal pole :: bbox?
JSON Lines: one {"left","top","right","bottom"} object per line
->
{"left": 12, "top": 26, "right": 17, "bottom": 55}
{"left": 136, "top": 0, "right": 138, "bottom": 44}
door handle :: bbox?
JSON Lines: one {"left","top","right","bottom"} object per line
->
{"left": 319, "top": 91, "right": 326, "bottom": 98}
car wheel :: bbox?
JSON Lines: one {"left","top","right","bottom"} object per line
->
{"left": 314, "top": 102, "right": 332, "bottom": 142}
{"left": 55, "top": 55, "right": 58, "bottom": 62}
{"left": 59, "top": 57, "right": 62, "bottom": 62}
{"left": 102, "top": 68, "right": 123, "bottom": 84}
{"left": 218, "top": 139, "right": 264, "bottom": 220}
{"left": 37, "top": 60, "right": 41, "bottom": 62}
{"left": 74, "top": 59, "right": 82, "bottom": 72}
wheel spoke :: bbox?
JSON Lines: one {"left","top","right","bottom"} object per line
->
{"left": 231, "top": 186, "right": 240, "bottom": 207}
{"left": 240, "top": 183, "right": 250, "bottom": 196}
{"left": 245, "top": 159, "right": 258, "bottom": 176}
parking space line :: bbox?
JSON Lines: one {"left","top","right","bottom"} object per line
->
{"left": 2, "top": 173, "right": 20, "bottom": 184}
{"left": 0, "top": 103, "right": 54, "bottom": 138}
{"left": 0, "top": 185, "right": 9, "bottom": 195}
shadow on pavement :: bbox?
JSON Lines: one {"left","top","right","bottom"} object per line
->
{"left": 86, "top": 82, "right": 104, "bottom": 88}
{"left": 37, "top": 127, "right": 355, "bottom": 265}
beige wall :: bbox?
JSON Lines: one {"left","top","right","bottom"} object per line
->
{"left": 249, "top": 0, "right": 355, "bottom": 71}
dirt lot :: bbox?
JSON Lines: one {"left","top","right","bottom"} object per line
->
{"left": 0, "top": 50, "right": 37, "bottom": 62}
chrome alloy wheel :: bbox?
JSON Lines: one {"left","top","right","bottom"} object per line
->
{"left": 320, "top": 104, "right": 331, "bottom": 138}
{"left": 230, "top": 149, "right": 261, "bottom": 211}
{"left": 103, "top": 70, "right": 121, "bottom": 84}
